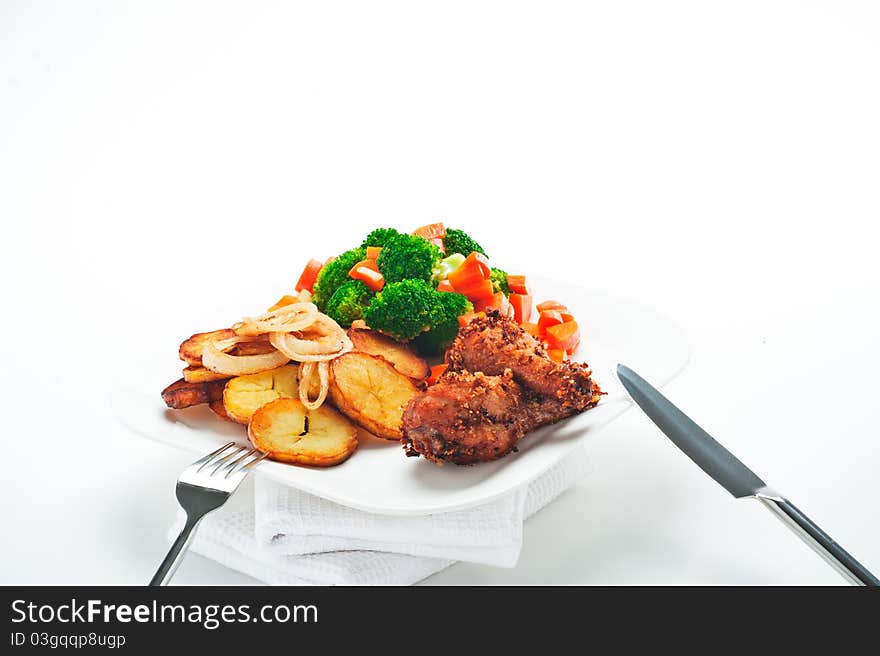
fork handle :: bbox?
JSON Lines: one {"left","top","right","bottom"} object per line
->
{"left": 149, "top": 515, "right": 202, "bottom": 586}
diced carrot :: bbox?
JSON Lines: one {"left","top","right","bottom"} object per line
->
{"left": 267, "top": 295, "right": 299, "bottom": 312}
{"left": 449, "top": 265, "right": 485, "bottom": 291}
{"left": 348, "top": 259, "right": 379, "bottom": 277}
{"left": 350, "top": 266, "right": 385, "bottom": 292}
{"left": 560, "top": 312, "right": 575, "bottom": 323}
{"left": 506, "top": 275, "right": 530, "bottom": 295}
{"left": 295, "top": 259, "right": 324, "bottom": 292}
{"left": 509, "top": 293, "right": 533, "bottom": 323}
{"left": 448, "top": 251, "right": 491, "bottom": 291}
{"left": 436, "top": 279, "right": 455, "bottom": 293}
{"left": 426, "top": 363, "right": 448, "bottom": 385}
{"left": 366, "top": 246, "right": 382, "bottom": 260}
{"left": 538, "top": 309, "right": 564, "bottom": 331}
{"left": 536, "top": 300, "right": 568, "bottom": 313}
{"left": 458, "top": 311, "right": 487, "bottom": 328}
{"left": 547, "top": 348, "right": 567, "bottom": 363}
{"left": 472, "top": 252, "right": 492, "bottom": 278}
{"left": 457, "top": 278, "right": 495, "bottom": 305}
{"left": 521, "top": 322, "right": 541, "bottom": 338}
{"left": 545, "top": 320, "right": 580, "bottom": 354}
{"left": 413, "top": 222, "right": 447, "bottom": 240}
{"left": 480, "top": 292, "right": 512, "bottom": 317}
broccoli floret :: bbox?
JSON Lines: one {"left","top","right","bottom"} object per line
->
{"left": 414, "top": 292, "right": 473, "bottom": 355}
{"left": 489, "top": 267, "right": 510, "bottom": 294}
{"left": 361, "top": 227, "right": 401, "bottom": 248}
{"left": 376, "top": 233, "right": 442, "bottom": 284}
{"left": 311, "top": 247, "right": 365, "bottom": 310}
{"left": 363, "top": 280, "right": 439, "bottom": 341}
{"left": 443, "top": 228, "right": 487, "bottom": 257}
{"left": 324, "top": 280, "right": 375, "bottom": 328}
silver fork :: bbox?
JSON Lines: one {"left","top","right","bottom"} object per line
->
{"left": 149, "top": 442, "right": 268, "bottom": 586}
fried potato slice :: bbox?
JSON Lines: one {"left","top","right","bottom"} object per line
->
{"left": 183, "top": 366, "right": 233, "bottom": 383}
{"left": 329, "top": 352, "right": 421, "bottom": 440}
{"left": 161, "top": 377, "right": 228, "bottom": 410}
{"left": 209, "top": 399, "right": 233, "bottom": 421}
{"left": 178, "top": 329, "right": 235, "bottom": 366}
{"left": 229, "top": 337, "right": 276, "bottom": 356}
{"left": 248, "top": 398, "right": 358, "bottom": 467}
{"left": 222, "top": 364, "right": 300, "bottom": 425}
{"left": 348, "top": 328, "right": 429, "bottom": 380}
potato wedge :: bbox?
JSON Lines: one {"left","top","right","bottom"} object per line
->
{"left": 161, "top": 377, "right": 228, "bottom": 410}
{"left": 179, "top": 328, "right": 235, "bottom": 366}
{"left": 222, "top": 364, "right": 300, "bottom": 424}
{"left": 347, "top": 328, "right": 429, "bottom": 380}
{"left": 248, "top": 397, "right": 358, "bottom": 467}
{"left": 183, "top": 366, "right": 232, "bottom": 383}
{"left": 329, "top": 352, "right": 421, "bottom": 440}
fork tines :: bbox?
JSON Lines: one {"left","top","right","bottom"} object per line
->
{"left": 192, "top": 442, "right": 269, "bottom": 479}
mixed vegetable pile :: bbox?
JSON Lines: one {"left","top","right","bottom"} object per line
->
{"left": 294, "top": 223, "right": 582, "bottom": 375}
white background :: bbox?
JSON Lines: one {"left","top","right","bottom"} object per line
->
{"left": 2, "top": 1, "right": 878, "bottom": 584}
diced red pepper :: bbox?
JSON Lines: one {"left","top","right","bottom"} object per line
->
{"left": 295, "top": 259, "right": 324, "bottom": 292}
{"left": 538, "top": 309, "right": 565, "bottom": 333}
{"left": 448, "top": 251, "right": 491, "bottom": 291}
{"left": 545, "top": 320, "right": 580, "bottom": 354}
{"left": 509, "top": 293, "right": 533, "bottom": 323}
{"left": 349, "top": 259, "right": 379, "bottom": 276}
{"left": 366, "top": 246, "right": 382, "bottom": 260}
{"left": 350, "top": 266, "right": 385, "bottom": 292}
{"left": 536, "top": 300, "right": 568, "bottom": 313}
{"left": 547, "top": 348, "right": 567, "bottom": 363}
{"left": 413, "top": 222, "right": 447, "bottom": 240}
{"left": 521, "top": 322, "right": 541, "bottom": 339}
{"left": 458, "top": 311, "right": 487, "bottom": 328}
{"left": 506, "top": 274, "right": 530, "bottom": 295}
{"left": 426, "top": 363, "right": 448, "bottom": 385}
{"left": 436, "top": 279, "right": 455, "bottom": 293}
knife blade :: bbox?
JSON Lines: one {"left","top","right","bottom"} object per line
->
{"left": 617, "top": 363, "right": 878, "bottom": 586}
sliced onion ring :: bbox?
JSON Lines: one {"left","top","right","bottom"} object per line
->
{"left": 202, "top": 335, "right": 289, "bottom": 375}
{"left": 269, "top": 331, "right": 352, "bottom": 362}
{"left": 268, "top": 315, "right": 352, "bottom": 359}
{"left": 298, "top": 361, "right": 330, "bottom": 410}
{"left": 233, "top": 303, "right": 319, "bottom": 336}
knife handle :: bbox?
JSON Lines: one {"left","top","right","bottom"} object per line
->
{"left": 755, "top": 489, "right": 879, "bottom": 586}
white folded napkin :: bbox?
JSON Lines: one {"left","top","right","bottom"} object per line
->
{"left": 174, "top": 447, "right": 587, "bottom": 585}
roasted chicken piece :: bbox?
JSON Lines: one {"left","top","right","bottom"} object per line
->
{"left": 403, "top": 369, "right": 525, "bottom": 464}
{"left": 445, "top": 314, "right": 595, "bottom": 412}
{"left": 402, "top": 313, "right": 601, "bottom": 465}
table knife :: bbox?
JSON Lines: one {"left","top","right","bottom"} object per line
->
{"left": 617, "top": 364, "right": 878, "bottom": 586}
